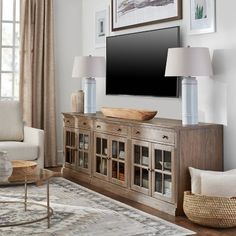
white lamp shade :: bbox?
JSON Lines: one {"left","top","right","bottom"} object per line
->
{"left": 165, "top": 47, "right": 213, "bottom": 77}
{"left": 72, "top": 55, "right": 105, "bottom": 78}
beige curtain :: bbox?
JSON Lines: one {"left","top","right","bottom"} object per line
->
{"left": 19, "top": 0, "right": 57, "bottom": 167}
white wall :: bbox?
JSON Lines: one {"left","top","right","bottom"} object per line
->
{"left": 54, "top": 0, "right": 83, "bottom": 164}
{"left": 52, "top": 0, "right": 236, "bottom": 169}
{"left": 81, "top": 0, "right": 236, "bottom": 170}
{"left": 82, "top": 0, "right": 182, "bottom": 120}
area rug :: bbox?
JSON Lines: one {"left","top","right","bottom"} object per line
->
{"left": 0, "top": 177, "right": 195, "bottom": 236}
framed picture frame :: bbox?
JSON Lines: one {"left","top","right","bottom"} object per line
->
{"left": 189, "top": 0, "right": 216, "bottom": 35}
{"left": 95, "top": 9, "right": 109, "bottom": 48}
{"left": 111, "top": 0, "right": 182, "bottom": 31}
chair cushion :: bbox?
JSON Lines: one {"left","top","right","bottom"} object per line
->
{"left": 0, "top": 142, "right": 39, "bottom": 161}
{"left": 0, "top": 101, "right": 24, "bottom": 141}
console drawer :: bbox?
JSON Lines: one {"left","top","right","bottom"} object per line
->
{"left": 64, "top": 117, "right": 75, "bottom": 127}
{"left": 76, "top": 117, "right": 93, "bottom": 129}
{"left": 132, "top": 126, "right": 175, "bottom": 145}
{"left": 95, "top": 121, "right": 128, "bottom": 136}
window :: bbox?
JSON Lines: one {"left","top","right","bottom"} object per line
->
{"left": 0, "top": 0, "right": 20, "bottom": 100}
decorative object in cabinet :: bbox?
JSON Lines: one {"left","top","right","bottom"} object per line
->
{"left": 94, "top": 133, "right": 127, "bottom": 187}
{"left": 77, "top": 130, "right": 91, "bottom": 172}
{"left": 131, "top": 140, "right": 151, "bottom": 195}
{"left": 131, "top": 140, "right": 174, "bottom": 203}
{"left": 111, "top": 139, "right": 126, "bottom": 183}
{"left": 95, "top": 134, "right": 108, "bottom": 177}
{"left": 152, "top": 144, "right": 174, "bottom": 201}
{"left": 64, "top": 128, "right": 76, "bottom": 166}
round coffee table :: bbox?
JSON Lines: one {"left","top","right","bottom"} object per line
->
{"left": 0, "top": 164, "right": 60, "bottom": 228}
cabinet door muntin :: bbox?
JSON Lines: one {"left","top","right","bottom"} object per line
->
{"left": 64, "top": 127, "right": 77, "bottom": 166}
{"left": 94, "top": 133, "right": 109, "bottom": 179}
{"left": 152, "top": 143, "right": 174, "bottom": 202}
{"left": 131, "top": 140, "right": 151, "bottom": 195}
{"left": 76, "top": 129, "right": 91, "bottom": 173}
{"left": 110, "top": 136, "right": 127, "bottom": 187}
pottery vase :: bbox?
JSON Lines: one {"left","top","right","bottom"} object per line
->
{"left": 71, "top": 90, "right": 84, "bottom": 113}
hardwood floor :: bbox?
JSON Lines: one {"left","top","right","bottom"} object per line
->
{"left": 48, "top": 167, "right": 236, "bottom": 236}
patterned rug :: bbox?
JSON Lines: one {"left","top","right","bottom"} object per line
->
{"left": 0, "top": 177, "right": 195, "bottom": 236}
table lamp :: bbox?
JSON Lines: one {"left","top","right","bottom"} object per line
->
{"left": 72, "top": 55, "right": 105, "bottom": 113}
{"left": 165, "top": 47, "right": 213, "bottom": 125}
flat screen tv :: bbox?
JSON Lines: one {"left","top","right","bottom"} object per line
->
{"left": 106, "top": 26, "right": 180, "bottom": 97}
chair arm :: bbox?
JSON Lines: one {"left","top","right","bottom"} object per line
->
{"left": 23, "top": 126, "right": 44, "bottom": 168}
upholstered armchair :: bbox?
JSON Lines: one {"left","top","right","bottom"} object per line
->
{"left": 0, "top": 101, "right": 44, "bottom": 168}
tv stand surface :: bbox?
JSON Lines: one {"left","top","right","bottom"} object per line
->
{"left": 62, "top": 112, "right": 223, "bottom": 216}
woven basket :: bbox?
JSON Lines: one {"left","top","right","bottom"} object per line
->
{"left": 183, "top": 191, "right": 236, "bottom": 228}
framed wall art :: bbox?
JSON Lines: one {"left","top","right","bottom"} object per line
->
{"left": 111, "top": 0, "right": 182, "bottom": 31}
{"left": 189, "top": 0, "right": 216, "bottom": 35}
{"left": 95, "top": 9, "right": 108, "bottom": 48}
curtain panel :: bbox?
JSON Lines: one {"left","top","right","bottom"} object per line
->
{"left": 20, "top": 0, "right": 57, "bottom": 167}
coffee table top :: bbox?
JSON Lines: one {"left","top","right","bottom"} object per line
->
{"left": 0, "top": 168, "right": 61, "bottom": 186}
{"left": 11, "top": 160, "right": 38, "bottom": 178}
{"left": 11, "top": 160, "right": 37, "bottom": 168}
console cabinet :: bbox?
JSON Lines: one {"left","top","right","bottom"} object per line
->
{"left": 62, "top": 112, "right": 223, "bottom": 216}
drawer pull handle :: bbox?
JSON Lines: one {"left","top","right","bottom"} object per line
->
{"left": 162, "top": 135, "right": 169, "bottom": 140}
{"left": 136, "top": 131, "right": 140, "bottom": 135}
{"left": 66, "top": 120, "right": 70, "bottom": 123}
{"left": 97, "top": 125, "right": 101, "bottom": 128}
{"left": 83, "top": 122, "right": 87, "bottom": 125}
{"left": 117, "top": 128, "right": 122, "bottom": 132}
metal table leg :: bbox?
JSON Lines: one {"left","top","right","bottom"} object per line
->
{"left": 47, "top": 179, "right": 50, "bottom": 228}
{"left": 24, "top": 177, "right": 27, "bottom": 211}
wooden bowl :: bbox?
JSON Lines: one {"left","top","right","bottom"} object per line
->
{"left": 101, "top": 107, "right": 157, "bottom": 121}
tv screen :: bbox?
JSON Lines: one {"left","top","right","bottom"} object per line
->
{"left": 106, "top": 26, "right": 180, "bottom": 97}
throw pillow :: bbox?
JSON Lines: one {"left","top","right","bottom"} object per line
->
{"left": 201, "top": 173, "right": 236, "bottom": 197}
{"left": 0, "top": 101, "right": 24, "bottom": 141}
{"left": 188, "top": 167, "right": 236, "bottom": 194}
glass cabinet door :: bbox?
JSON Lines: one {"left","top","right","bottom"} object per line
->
{"left": 77, "top": 129, "right": 91, "bottom": 174}
{"left": 64, "top": 128, "right": 77, "bottom": 167}
{"left": 152, "top": 143, "right": 174, "bottom": 203}
{"left": 110, "top": 137, "right": 127, "bottom": 187}
{"left": 94, "top": 134, "right": 109, "bottom": 181}
{"left": 131, "top": 140, "right": 151, "bottom": 195}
